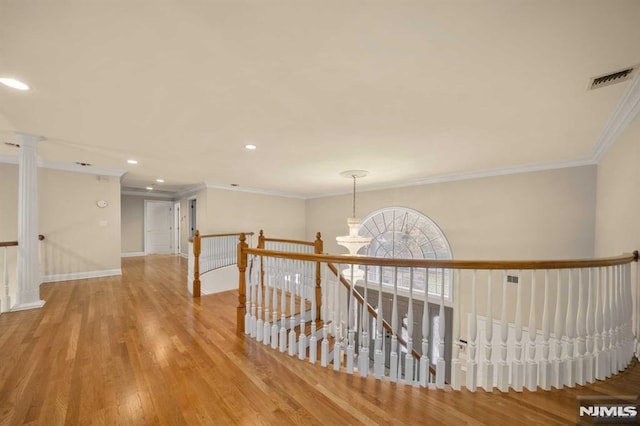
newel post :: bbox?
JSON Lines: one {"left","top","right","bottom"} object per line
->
{"left": 237, "top": 233, "right": 248, "bottom": 334}
{"left": 258, "top": 230, "right": 265, "bottom": 249}
{"left": 314, "top": 232, "right": 323, "bottom": 322}
{"left": 193, "top": 230, "right": 201, "bottom": 297}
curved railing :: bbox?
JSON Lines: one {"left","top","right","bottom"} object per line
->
{"left": 237, "top": 231, "right": 639, "bottom": 391}
{"left": 190, "top": 230, "right": 254, "bottom": 297}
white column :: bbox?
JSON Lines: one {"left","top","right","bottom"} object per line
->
{"left": 14, "top": 132, "right": 45, "bottom": 312}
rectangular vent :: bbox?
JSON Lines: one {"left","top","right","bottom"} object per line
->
{"left": 589, "top": 67, "right": 635, "bottom": 90}
{"left": 507, "top": 275, "right": 519, "bottom": 284}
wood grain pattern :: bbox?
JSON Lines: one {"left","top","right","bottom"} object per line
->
{"left": 0, "top": 255, "right": 638, "bottom": 425}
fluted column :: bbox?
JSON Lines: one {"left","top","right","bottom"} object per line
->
{"left": 13, "top": 132, "right": 45, "bottom": 311}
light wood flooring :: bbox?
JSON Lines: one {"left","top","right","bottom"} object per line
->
{"left": 1, "top": 255, "right": 639, "bottom": 425}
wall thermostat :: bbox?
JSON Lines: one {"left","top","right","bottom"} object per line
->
{"left": 96, "top": 200, "right": 108, "bottom": 208}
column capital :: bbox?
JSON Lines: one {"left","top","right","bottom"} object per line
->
{"left": 14, "top": 132, "right": 44, "bottom": 146}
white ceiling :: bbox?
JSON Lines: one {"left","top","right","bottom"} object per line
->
{"left": 1, "top": 1, "right": 639, "bottom": 197}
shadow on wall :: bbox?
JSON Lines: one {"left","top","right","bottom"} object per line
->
{"left": 40, "top": 235, "right": 111, "bottom": 280}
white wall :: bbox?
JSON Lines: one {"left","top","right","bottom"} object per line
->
{"left": 204, "top": 187, "right": 306, "bottom": 243}
{"left": 307, "top": 166, "right": 597, "bottom": 260}
{"left": 0, "top": 163, "right": 122, "bottom": 281}
{"left": 39, "top": 169, "right": 121, "bottom": 280}
{"left": 594, "top": 115, "right": 640, "bottom": 257}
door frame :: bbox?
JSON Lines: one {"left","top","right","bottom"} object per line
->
{"left": 173, "top": 201, "right": 181, "bottom": 254}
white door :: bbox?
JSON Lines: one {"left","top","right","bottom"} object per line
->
{"left": 145, "top": 200, "right": 173, "bottom": 254}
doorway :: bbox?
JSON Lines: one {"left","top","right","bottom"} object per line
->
{"left": 144, "top": 200, "right": 173, "bottom": 254}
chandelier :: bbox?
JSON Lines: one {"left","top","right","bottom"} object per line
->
{"left": 336, "top": 170, "right": 372, "bottom": 280}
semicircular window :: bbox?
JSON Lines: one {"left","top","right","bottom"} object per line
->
{"left": 358, "top": 207, "right": 453, "bottom": 299}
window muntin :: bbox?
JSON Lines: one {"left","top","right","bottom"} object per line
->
{"left": 357, "top": 207, "right": 453, "bottom": 299}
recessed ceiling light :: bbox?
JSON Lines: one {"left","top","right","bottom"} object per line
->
{"left": 156, "top": 179, "right": 165, "bottom": 183}
{"left": 127, "top": 159, "right": 138, "bottom": 164}
{"left": 244, "top": 144, "right": 257, "bottom": 150}
{"left": 146, "top": 186, "right": 153, "bottom": 190}
{"left": 75, "top": 162, "right": 92, "bottom": 167}
{"left": 0, "top": 77, "right": 30, "bottom": 91}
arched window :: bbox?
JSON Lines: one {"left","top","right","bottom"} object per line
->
{"left": 358, "top": 207, "right": 453, "bottom": 299}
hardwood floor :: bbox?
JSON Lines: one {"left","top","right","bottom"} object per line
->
{"left": 1, "top": 255, "right": 638, "bottom": 425}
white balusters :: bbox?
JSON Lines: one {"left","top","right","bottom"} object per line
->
{"left": 240, "top": 241, "right": 637, "bottom": 394}
{"left": 451, "top": 270, "right": 461, "bottom": 390}
{"left": 576, "top": 269, "right": 586, "bottom": 385}
{"left": 512, "top": 270, "right": 524, "bottom": 392}
{"left": 359, "top": 266, "right": 369, "bottom": 377}
{"left": 564, "top": 270, "right": 576, "bottom": 387}
{"left": 346, "top": 265, "right": 355, "bottom": 374}
{"left": 309, "top": 261, "right": 318, "bottom": 364}
{"left": 298, "top": 261, "right": 307, "bottom": 361}
{"left": 525, "top": 270, "right": 537, "bottom": 391}
{"left": 288, "top": 261, "right": 298, "bottom": 357}
{"left": 405, "top": 268, "right": 415, "bottom": 385}
{"left": 390, "top": 267, "right": 399, "bottom": 383}
{"left": 465, "top": 270, "right": 477, "bottom": 391}
{"left": 595, "top": 266, "right": 607, "bottom": 380}
{"left": 584, "top": 268, "right": 595, "bottom": 383}
{"left": 244, "top": 257, "right": 253, "bottom": 336}
{"left": 271, "top": 259, "right": 279, "bottom": 350}
{"left": 419, "top": 268, "right": 430, "bottom": 387}
{"left": 539, "top": 270, "right": 551, "bottom": 390}
{"left": 374, "top": 266, "right": 385, "bottom": 379}
{"left": 279, "top": 259, "right": 288, "bottom": 353}
{"left": 602, "top": 266, "right": 612, "bottom": 378}
{"left": 613, "top": 265, "right": 622, "bottom": 372}
{"left": 482, "top": 271, "right": 494, "bottom": 392}
{"left": 552, "top": 270, "right": 564, "bottom": 389}
{"left": 436, "top": 268, "right": 446, "bottom": 389}
{"left": 496, "top": 271, "right": 509, "bottom": 392}
{"left": 256, "top": 257, "right": 263, "bottom": 343}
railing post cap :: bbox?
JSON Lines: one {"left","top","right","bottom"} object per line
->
{"left": 239, "top": 232, "right": 246, "bottom": 242}
{"left": 259, "top": 230, "right": 264, "bottom": 237}
{"left": 195, "top": 230, "right": 200, "bottom": 236}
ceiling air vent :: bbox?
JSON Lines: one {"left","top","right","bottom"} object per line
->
{"left": 589, "top": 66, "right": 636, "bottom": 90}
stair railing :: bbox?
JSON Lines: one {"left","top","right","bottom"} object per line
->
{"left": 190, "top": 230, "right": 254, "bottom": 297}
{"left": 237, "top": 231, "right": 639, "bottom": 391}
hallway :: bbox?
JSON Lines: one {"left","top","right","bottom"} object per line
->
{"left": 0, "top": 255, "right": 638, "bottom": 425}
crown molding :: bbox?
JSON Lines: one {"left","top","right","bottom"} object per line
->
{"left": 175, "top": 183, "right": 206, "bottom": 198}
{"left": 592, "top": 71, "right": 640, "bottom": 162}
{"left": 121, "top": 190, "right": 175, "bottom": 199}
{"left": 0, "top": 154, "right": 125, "bottom": 176}
{"left": 205, "top": 182, "right": 306, "bottom": 199}
{"left": 307, "top": 157, "right": 596, "bottom": 199}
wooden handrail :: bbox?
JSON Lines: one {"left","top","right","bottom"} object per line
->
{"left": 0, "top": 234, "right": 45, "bottom": 247}
{"left": 199, "top": 232, "right": 255, "bottom": 239}
{"left": 243, "top": 249, "right": 639, "bottom": 270}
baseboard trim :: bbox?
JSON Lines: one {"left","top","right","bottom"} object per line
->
{"left": 121, "top": 252, "right": 145, "bottom": 258}
{"left": 11, "top": 300, "right": 46, "bottom": 312}
{"left": 42, "top": 269, "right": 122, "bottom": 283}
